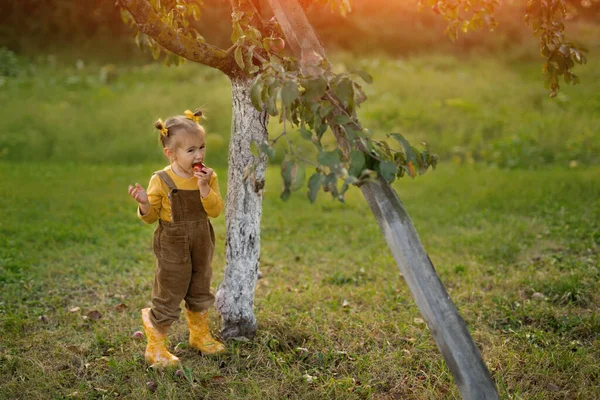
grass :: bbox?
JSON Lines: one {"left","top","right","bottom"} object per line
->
{"left": 0, "top": 47, "right": 598, "bottom": 398}
{"left": 0, "top": 51, "right": 598, "bottom": 168}
{"left": 1, "top": 161, "right": 598, "bottom": 399}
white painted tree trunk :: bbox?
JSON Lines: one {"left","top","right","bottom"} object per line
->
{"left": 215, "top": 76, "right": 268, "bottom": 340}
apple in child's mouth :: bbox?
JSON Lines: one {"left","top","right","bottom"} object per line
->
{"left": 192, "top": 161, "right": 205, "bottom": 172}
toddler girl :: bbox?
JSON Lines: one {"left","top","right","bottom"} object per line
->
{"left": 128, "top": 109, "right": 225, "bottom": 368}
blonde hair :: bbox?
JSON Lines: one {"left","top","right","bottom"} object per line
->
{"left": 154, "top": 109, "right": 205, "bottom": 149}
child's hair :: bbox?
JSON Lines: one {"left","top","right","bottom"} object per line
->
{"left": 154, "top": 109, "right": 205, "bottom": 148}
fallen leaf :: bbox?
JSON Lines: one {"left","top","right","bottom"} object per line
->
{"left": 210, "top": 375, "right": 226, "bottom": 384}
{"left": 67, "top": 345, "right": 84, "bottom": 354}
{"left": 532, "top": 292, "right": 547, "bottom": 301}
{"left": 146, "top": 381, "right": 157, "bottom": 393}
{"left": 342, "top": 300, "right": 351, "bottom": 308}
{"left": 296, "top": 347, "right": 309, "bottom": 353}
{"left": 303, "top": 373, "right": 316, "bottom": 383}
{"left": 87, "top": 310, "right": 102, "bottom": 320}
{"left": 68, "top": 307, "right": 81, "bottom": 313}
{"left": 132, "top": 331, "right": 144, "bottom": 339}
{"left": 114, "top": 303, "right": 128, "bottom": 312}
{"left": 547, "top": 383, "right": 560, "bottom": 392}
{"left": 413, "top": 318, "right": 425, "bottom": 325}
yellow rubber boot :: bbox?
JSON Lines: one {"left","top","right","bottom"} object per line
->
{"left": 141, "top": 308, "right": 180, "bottom": 368}
{"left": 185, "top": 309, "right": 226, "bottom": 355}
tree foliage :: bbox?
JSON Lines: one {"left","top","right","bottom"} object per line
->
{"left": 119, "top": 0, "right": 587, "bottom": 202}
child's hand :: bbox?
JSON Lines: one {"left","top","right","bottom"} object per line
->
{"left": 128, "top": 183, "right": 149, "bottom": 205}
{"left": 194, "top": 167, "right": 213, "bottom": 197}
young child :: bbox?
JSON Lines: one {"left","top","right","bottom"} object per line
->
{"left": 128, "top": 109, "right": 226, "bottom": 368}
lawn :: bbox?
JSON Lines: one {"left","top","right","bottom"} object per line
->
{"left": 0, "top": 48, "right": 599, "bottom": 399}
{"left": 0, "top": 161, "right": 598, "bottom": 399}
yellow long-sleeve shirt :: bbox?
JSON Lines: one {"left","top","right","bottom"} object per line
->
{"left": 138, "top": 165, "right": 224, "bottom": 223}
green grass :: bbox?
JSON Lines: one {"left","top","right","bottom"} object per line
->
{"left": 1, "top": 162, "right": 598, "bottom": 399}
{"left": 0, "top": 51, "right": 598, "bottom": 168}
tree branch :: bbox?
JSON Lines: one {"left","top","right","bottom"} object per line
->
{"left": 119, "top": 0, "right": 240, "bottom": 75}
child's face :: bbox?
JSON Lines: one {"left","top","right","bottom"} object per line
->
{"left": 168, "top": 132, "right": 206, "bottom": 173}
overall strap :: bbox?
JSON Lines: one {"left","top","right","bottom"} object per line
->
{"left": 155, "top": 170, "right": 178, "bottom": 191}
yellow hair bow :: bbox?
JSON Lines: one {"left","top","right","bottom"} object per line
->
{"left": 184, "top": 109, "right": 202, "bottom": 123}
{"left": 157, "top": 118, "right": 168, "bottom": 137}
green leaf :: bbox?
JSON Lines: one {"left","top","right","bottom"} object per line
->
{"left": 323, "top": 173, "right": 339, "bottom": 198}
{"left": 250, "top": 78, "right": 264, "bottom": 111}
{"left": 345, "top": 127, "right": 364, "bottom": 141}
{"left": 281, "top": 79, "right": 299, "bottom": 109}
{"left": 333, "top": 115, "right": 352, "bottom": 125}
{"left": 348, "top": 150, "right": 365, "bottom": 177}
{"left": 262, "top": 37, "right": 271, "bottom": 52}
{"left": 299, "top": 127, "right": 313, "bottom": 141}
{"left": 302, "top": 76, "right": 327, "bottom": 101}
{"left": 266, "top": 95, "right": 278, "bottom": 116}
{"left": 333, "top": 77, "right": 354, "bottom": 107}
{"left": 234, "top": 46, "right": 245, "bottom": 70}
{"left": 307, "top": 172, "right": 324, "bottom": 203}
{"left": 318, "top": 149, "right": 341, "bottom": 168}
{"left": 319, "top": 102, "right": 334, "bottom": 118}
{"left": 231, "top": 22, "right": 244, "bottom": 44}
{"left": 389, "top": 133, "right": 417, "bottom": 163}
{"left": 351, "top": 69, "right": 373, "bottom": 84}
{"left": 315, "top": 123, "right": 327, "bottom": 138}
{"left": 281, "top": 158, "right": 293, "bottom": 191}
{"left": 259, "top": 141, "right": 276, "bottom": 160}
{"left": 290, "top": 163, "right": 306, "bottom": 192}
{"left": 377, "top": 161, "right": 397, "bottom": 183}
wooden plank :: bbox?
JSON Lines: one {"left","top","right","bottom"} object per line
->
{"left": 361, "top": 177, "right": 499, "bottom": 399}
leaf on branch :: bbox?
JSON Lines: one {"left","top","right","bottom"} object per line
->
{"left": 280, "top": 159, "right": 305, "bottom": 200}
{"left": 333, "top": 77, "right": 354, "bottom": 108}
{"left": 350, "top": 69, "right": 373, "bottom": 85}
{"left": 290, "top": 163, "right": 306, "bottom": 192}
{"left": 389, "top": 133, "right": 417, "bottom": 164}
{"left": 348, "top": 150, "right": 366, "bottom": 178}
{"left": 259, "top": 141, "right": 276, "bottom": 160}
{"left": 251, "top": 78, "right": 264, "bottom": 111}
{"left": 299, "top": 126, "right": 313, "bottom": 141}
{"left": 318, "top": 149, "right": 342, "bottom": 168}
{"left": 234, "top": 46, "right": 245, "bottom": 70}
{"left": 281, "top": 79, "right": 299, "bottom": 109}
{"left": 332, "top": 115, "right": 352, "bottom": 125}
{"left": 307, "top": 172, "right": 324, "bottom": 203}
{"left": 231, "top": 22, "right": 244, "bottom": 44}
{"left": 377, "top": 160, "right": 397, "bottom": 183}
{"left": 281, "top": 158, "right": 294, "bottom": 201}
{"left": 301, "top": 76, "right": 327, "bottom": 101}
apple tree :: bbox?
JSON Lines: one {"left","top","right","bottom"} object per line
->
{"left": 118, "top": 0, "right": 586, "bottom": 397}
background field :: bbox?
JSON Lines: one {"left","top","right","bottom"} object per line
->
{"left": 1, "top": 1, "right": 599, "bottom": 399}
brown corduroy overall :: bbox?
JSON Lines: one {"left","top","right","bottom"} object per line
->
{"left": 149, "top": 170, "right": 216, "bottom": 331}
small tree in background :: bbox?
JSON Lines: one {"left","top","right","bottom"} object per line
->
{"left": 119, "top": 0, "right": 587, "bottom": 397}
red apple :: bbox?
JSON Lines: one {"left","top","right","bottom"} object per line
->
{"left": 270, "top": 37, "right": 285, "bottom": 52}
{"left": 192, "top": 161, "right": 205, "bottom": 172}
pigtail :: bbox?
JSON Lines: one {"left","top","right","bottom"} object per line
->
{"left": 184, "top": 108, "right": 206, "bottom": 123}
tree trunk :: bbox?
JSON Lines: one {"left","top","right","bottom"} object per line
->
{"left": 361, "top": 177, "right": 499, "bottom": 399}
{"left": 215, "top": 76, "right": 268, "bottom": 340}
